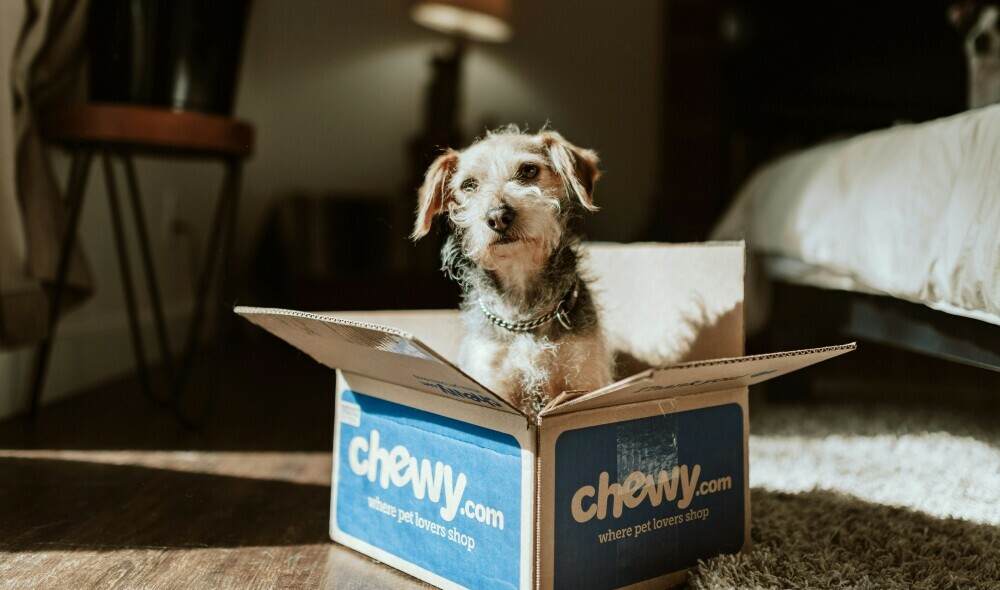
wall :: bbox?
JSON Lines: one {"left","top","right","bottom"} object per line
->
{"left": 237, "top": 0, "right": 663, "bottom": 243}
{"left": 0, "top": 154, "right": 223, "bottom": 419}
{"left": 0, "top": 0, "right": 661, "bottom": 419}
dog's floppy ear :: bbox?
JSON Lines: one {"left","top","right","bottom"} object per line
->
{"left": 412, "top": 149, "right": 459, "bottom": 240}
{"left": 540, "top": 131, "right": 601, "bottom": 211}
{"left": 948, "top": 1, "right": 977, "bottom": 33}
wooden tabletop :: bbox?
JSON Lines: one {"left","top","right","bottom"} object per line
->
{"left": 40, "top": 103, "right": 254, "bottom": 159}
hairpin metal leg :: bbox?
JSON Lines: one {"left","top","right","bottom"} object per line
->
{"left": 170, "top": 158, "right": 240, "bottom": 427}
{"left": 207, "top": 158, "right": 242, "bottom": 416}
{"left": 102, "top": 150, "right": 158, "bottom": 407}
{"left": 219, "top": 158, "right": 242, "bottom": 340}
{"left": 121, "top": 154, "right": 175, "bottom": 389}
{"left": 28, "top": 149, "right": 93, "bottom": 418}
{"left": 30, "top": 147, "right": 244, "bottom": 428}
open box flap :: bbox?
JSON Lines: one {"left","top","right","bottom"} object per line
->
{"left": 586, "top": 241, "right": 746, "bottom": 366}
{"left": 540, "top": 343, "right": 856, "bottom": 417}
{"left": 235, "top": 306, "right": 523, "bottom": 416}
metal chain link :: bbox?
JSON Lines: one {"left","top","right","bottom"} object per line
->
{"left": 478, "top": 280, "right": 578, "bottom": 333}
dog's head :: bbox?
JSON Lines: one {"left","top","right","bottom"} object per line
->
{"left": 412, "top": 127, "right": 600, "bottom": 275}
{"left": 950, "top": 2, "right": 1000, "bottom": 108}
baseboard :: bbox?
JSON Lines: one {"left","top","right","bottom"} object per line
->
{"left": 0, "top": 300, "right": 197, "bottom": 421}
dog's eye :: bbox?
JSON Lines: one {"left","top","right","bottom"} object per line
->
{"left": 518, "top": 163, "right": 539, "bottom": 180}
{"left": 461, "top": 178, "right": 478, "bottom": 193}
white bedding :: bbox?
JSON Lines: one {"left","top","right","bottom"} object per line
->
{"left": 713, "top": 104, "right": 1000, "bottom": 327}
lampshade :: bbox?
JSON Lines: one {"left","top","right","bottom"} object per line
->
{"left": 411, "top": 0, "right": 512, "bottom": 43}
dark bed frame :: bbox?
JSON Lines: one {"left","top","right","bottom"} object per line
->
{"left": 840, "top": 291, "right": 1000, "bottom": 372}
{"left": 652, "top": 1, "right": 999, "bottom": 379}
{"left": 768, "top": 282, "right": 1000, "bottom": 374}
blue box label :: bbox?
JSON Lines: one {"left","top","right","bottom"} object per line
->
{"left": 553, "top": 403, "right": 745, "bottom": 589}
{"left": 336, "top": 390, "right": 523, "bottom": 590}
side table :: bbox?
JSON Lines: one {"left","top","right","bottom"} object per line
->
{"left": 31, "top": 103, "right": 254, "bottom": 426}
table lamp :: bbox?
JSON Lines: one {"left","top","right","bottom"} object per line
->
{"left": 412, "top": 0, "right": 512, "bottom": 43}
{"left": 404, "top": 0, "right": 513, "bottom": 271}
{"left": 409, "top": 0, "right": 512, "bottom": 157}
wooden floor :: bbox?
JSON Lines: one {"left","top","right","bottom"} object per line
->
{"left": 3, "top": 331, "right": 996, "bottom": 589}
{"left": 0, "top": 337, "right": 431, "bottom": 589}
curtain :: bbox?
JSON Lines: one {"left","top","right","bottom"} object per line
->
{"left": 0, "top": 0, "right": 92, "bottom": 347}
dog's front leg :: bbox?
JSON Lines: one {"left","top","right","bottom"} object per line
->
{"left": 458, "top": 334, "right": 520, "bottom": 404}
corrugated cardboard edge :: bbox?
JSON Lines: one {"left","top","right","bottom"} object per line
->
{"left": 235, "top": 306, "right": 526, "bottom": 417}
{"left": 236, "top": 305, "right": 417, "bottom": 338}
{"left": 534, "top": 427, "right": 543, "bottom": 590}
{"left": 540, "top": 343, "right": 857, "bottom": 417}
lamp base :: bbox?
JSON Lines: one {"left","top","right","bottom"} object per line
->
{"left": 397, "top": 39, "right": 467, "bottom": 273}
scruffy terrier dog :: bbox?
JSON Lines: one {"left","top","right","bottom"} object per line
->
{"left": 412, "top": 126, "right": 614, "bottom": 418}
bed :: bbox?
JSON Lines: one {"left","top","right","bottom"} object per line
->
{"left": 712, "top": 104, "right": 1000, "bottom": 372}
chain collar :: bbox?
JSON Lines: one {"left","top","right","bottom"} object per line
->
{"left": 478, "top": 279, "right": 580, "bottom": 333}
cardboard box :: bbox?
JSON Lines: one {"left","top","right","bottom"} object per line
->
{"left": 236, "top": 242, "right": 853, "bottom": 590}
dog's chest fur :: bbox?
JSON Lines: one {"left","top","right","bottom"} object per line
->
{"left": 459, "top": 321, "right": 611, "bottom": 417}
{"left": 448, "top": 239, "right": 612, "bottom": 417}
{"left": 413, "top": 128, "right": 616, "bottom": 418}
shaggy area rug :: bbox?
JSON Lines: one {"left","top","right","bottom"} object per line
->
{"left": 689, "top": 400, "right": 1000, "bottom": 589}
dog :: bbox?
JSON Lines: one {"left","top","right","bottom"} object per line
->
{"left": 950, "top": 1, "right": 1000, "bottom": 108}
{"left": 411, "top": 126, "right": 614, "bottom": 418}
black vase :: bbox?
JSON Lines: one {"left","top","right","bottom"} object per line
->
{"left": 88, "top": 0, "right": 251, "bottom": 115}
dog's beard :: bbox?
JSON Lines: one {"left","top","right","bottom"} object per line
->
{"left": 449, "top": 185, "right": 563, "bottom": 292}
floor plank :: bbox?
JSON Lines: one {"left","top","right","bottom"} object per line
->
{"left": 0, "top": 339, "right": 432, "bottom": 589}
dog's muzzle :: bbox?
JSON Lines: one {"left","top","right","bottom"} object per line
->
{"left": 486, "top": 204, "right": 515, "bottom": 233}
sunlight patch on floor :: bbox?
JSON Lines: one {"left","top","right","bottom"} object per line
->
{"left": 750, "top": 431, "right": 1000, "bottom": 525}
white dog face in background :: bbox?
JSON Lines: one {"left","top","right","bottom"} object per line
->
{"left": 412, "top": 127, "right": 600, "bottom": 294}
{"left": 950, "top": 1, "right": 1000, "bottom": 108}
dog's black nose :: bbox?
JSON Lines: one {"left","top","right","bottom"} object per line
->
{"left": 486, "top": 205, "right": 515, "bottom": 233}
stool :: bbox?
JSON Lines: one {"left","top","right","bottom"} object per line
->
{"left": 31, "top": 103, "right": 254, "bottom": 426}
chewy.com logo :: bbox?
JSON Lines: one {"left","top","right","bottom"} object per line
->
{"left": 570, "top": 465, "right": 732, "bottom": 523}
{"left": 347, "top": 429, "right": 506, "bottom": 529}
